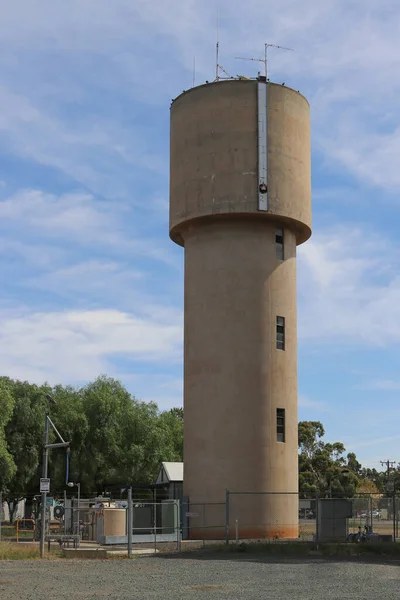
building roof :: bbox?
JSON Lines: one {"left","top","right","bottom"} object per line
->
{"left": 156, "top": 462, "right": 183, "bottom": 484}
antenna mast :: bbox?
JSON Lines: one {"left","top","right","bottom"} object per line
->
{"left": 214, "top": 6, "right": 233, "bottom": 81}
{"left": 215, "top": 6, "right": 219, "bottom": 80}
{"left": 236, "top": 42, "right": 294, "bottom": 80}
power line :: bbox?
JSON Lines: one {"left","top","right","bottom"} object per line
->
{"left": 380, "top": 459, "right": 396, "bottom": 479}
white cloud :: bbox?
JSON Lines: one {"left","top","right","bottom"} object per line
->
{"left": 0, "top": 307, "right": 183, "bottom": 385}
{"left": 0, "top": 0, "right": 400, "bottom": 453}
{"left": 0, "top": 188, "right": 178, "bottom": 269}
{"left": 0, "top": 1, "right": 398, "bottom": 194}
{"left": 25, "top": 260, "right": 144, "bottom": 303}
{"left": 0, "top": 189, "right": 117, "bottom": 239}
{"left": 298, "top": 225, "right": 400, "bottom": 345}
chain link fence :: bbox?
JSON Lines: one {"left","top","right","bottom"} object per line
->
{"left": 181, "top": 501, "right": 226, "bottom": 544}
{"left": 2, "top": 489, "right": 398, "bottom": 548}
{"left": 184, "top": 492, "right": 399, "bottom": 544}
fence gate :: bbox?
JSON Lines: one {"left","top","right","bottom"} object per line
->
{"left": 131, "top": 499, "right": 180, "bottom": 543}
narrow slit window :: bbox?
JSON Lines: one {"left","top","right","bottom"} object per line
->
{"left": 276, "top": 316, "right": 285, "bottom": 351}
{"left": 276, "top": 227, "right": 284, "bottom": 260}
{"left": 277, "top": 408, "right": 285, "bottom": 443}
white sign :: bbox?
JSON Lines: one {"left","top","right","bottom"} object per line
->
{"left": 185, "top": 512, "right": 199, "bottom": 518}
{"left": 40, "top": 478, "right": 50, "bottom": 493}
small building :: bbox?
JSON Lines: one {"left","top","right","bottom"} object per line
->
{"left": 156, "top": 462, "right": 183, "bottom": 501}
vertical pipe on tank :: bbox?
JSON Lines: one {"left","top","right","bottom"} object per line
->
{"left": 257, "top": 81, "right": 268, "bottom": 211}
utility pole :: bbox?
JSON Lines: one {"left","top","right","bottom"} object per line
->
{"left": 381, "top": 459, "right": 396, "bottom": 482}
{"left": 40, "top": 394, "right": 70, "bottom": 558}
{"left": 40, "top": 411, "right": 49, "bottom": 558}
{"left": 381, "top": 459, "right": 397, "bottom": 541}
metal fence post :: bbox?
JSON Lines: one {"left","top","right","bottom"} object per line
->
{"left": 393, "top": 492, "right": 396, "bottom": 542}
{"left": 0, "top": 491, "right": 2, "bottom": 542}
{"left": 370, "top": 496, "right": 373, "bottom": 532}
{"left": 63, "top": 490, "right": 67, "bottom": 535}
{"left": 127, "top": 487, "right": 132, "bottom": 558}
{"left": 154, "top": 502, "right": 157, "bottom": 555}
{"left": 235, "top": 519, "right": 239, "bottom": 545}
{"left": 225, "top": 489, "right": 230, "bottom": 545}
{"left": 202, "top": 503, "right": 206, "bottom": 548}
{"left": 175, "top": 500, "right": 180, "bottom": 552}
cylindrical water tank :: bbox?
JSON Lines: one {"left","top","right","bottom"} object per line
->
{"left": 170, "top": 79, "right": 312, "bottom": 539}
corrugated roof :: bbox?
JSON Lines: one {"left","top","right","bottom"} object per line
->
{"left": 157, "top": 461, "right": 183, "bottom": 483}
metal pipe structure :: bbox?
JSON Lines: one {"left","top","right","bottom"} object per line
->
{"left": 63, "top": 489, "right": 67, "bottom": 536}
{"left": 39, "top": 413, "right": 49, "bottom": 558}
{"left": 39, "top": 395, "right": 70, "bottom": 557}
{"left": 67, "top": 482, "right": 81, "bottom": 535}
{"left": 127, "top": 487, "right": 133, "bottom": 558}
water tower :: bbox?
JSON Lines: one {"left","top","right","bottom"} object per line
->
{"left": 169, "top": 74, "right": 311, "bottom": 539}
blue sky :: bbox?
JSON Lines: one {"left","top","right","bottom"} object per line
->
{"left": 0, "top": 1, "right": 399, "bottom": 470}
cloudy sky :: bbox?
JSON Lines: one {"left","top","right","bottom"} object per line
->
{"left": 0, "top": 1, "right": 399, "bottom": 470}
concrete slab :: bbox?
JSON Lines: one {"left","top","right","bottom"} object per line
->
{"left": 62, "top": 547, "right": 158, "bottom": 559}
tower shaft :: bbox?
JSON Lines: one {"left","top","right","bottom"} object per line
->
{"left": 170, "top": 79, "right": 312, "bottom": 539}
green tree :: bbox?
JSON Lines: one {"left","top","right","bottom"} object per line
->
{"left": 158, "top": 407, "right": 183, "bottom": 460}
{"left": 359, "top": 467, "right": 387, "bottom": 493}
{"left": 71, "top": 375, "right": 181, "bottom": 491}
{"left": 2, "top": 374, "right": 185, "bottom": 507}
{"left": 3, "top": 378, "right": 48, "bottom": 521}
{"left": 347, "top": 452, "right": 362, "bottom": 476}
{"left": 45, "top": 383, "right": 88, "bottom": 496}
{"left": 0, "top": 378, "right": 16, "bottom": 491}
{"left": 298, "top": 421, "right": 359, "bottom": 498}
{"left": 121, "top": 399, "right": 183, "bottom": 485}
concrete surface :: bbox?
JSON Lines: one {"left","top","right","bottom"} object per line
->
{"left": 62, "top": 547, "right": 157, "bottom": 558}
{"left": 169, "top": 79, "right": 312, "bottom": 539}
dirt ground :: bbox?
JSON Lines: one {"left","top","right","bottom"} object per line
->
{"left": 1, "top": 555, "right": 400, "bottom": 600}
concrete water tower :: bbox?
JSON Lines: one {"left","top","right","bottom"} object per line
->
{"left": 169, "top": 76, "right": 311, "bottom": 539}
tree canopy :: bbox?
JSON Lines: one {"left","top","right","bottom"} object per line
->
{"left": 0, "top": 375, "right": 184, "bottom": 520}
{"left": 0, "top": 378, "right": 16, "bottom": 487}
{"left": 299, "top": 421, "right": 361, "bottom": 498}
{"left": 1, "top": 376, "right": 395, "bottom": 522}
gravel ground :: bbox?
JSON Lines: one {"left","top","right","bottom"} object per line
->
{"left": 1, "top": 556, "right": 399, "bottom": 599}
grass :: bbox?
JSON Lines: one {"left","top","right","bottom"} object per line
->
{"left": 1, "top": 526, "right": 34, "bottom": 540}
{"left": 0, "top": 541, "right": 62, "bottom": 560}
{"left": 0, "top": 542, "right": 40, "bottom": 560}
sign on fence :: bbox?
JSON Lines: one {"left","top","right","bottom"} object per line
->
{"left": 40, "top": 478, "right": 50, "bottom": 493}
{"left": 185, "top": 512, "right": 199, "bottom": 517}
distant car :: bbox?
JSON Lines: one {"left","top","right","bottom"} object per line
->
{"left": 372, "top": 510, "right": 381, "bottom": 518}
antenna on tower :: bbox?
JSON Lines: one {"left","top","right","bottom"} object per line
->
{"left": 214, "top": 5, "right": 234, "bottom": 81}
{"left": 236, "top": 42, "right": 294, "bottom": 80}
{"left": 215, "top": 5, "right": 219, "bottom": 80}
